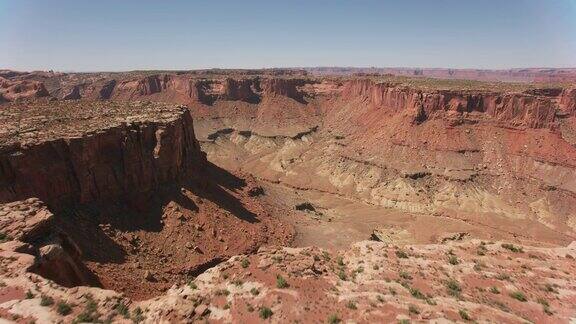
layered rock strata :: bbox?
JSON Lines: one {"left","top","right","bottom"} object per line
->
{"left": 0, "top": 101, "right": 205, "bottom": 207}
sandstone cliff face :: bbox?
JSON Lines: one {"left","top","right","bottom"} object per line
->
{"left": 0, "top": 77, "right": 49, "bottom": 102}
{"left": 559, "top": 87, "right": 576, "bottom": 116}
{"left": 0, "top": 198, "right": 98, "bottom": 287}
{"left": 51, "top": 73, "right": 317, "bottom": 106}
{"left": 261, "top": 78, "right": 309, "bottom": 102}
{"left": 340, "top": 79, "right": 557, "bottom": 128}
{"left": 0, "top": 101, "right": 205, "bottom": 208}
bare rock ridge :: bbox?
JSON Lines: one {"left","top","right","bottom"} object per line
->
{"left": 0, "top": 101, "right": 206, "bottom": 208}
{"left": 0, "top": 198, "right": 98, "bottom": 288}
{"left": 0, "top": 77, "right": 49, "bottom": 102}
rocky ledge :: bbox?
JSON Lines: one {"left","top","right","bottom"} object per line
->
{"left": 1, "top": 216, "right": 574, "bottom": 323}
{"left": 0, "top": 101, "right": 205, "bottom": 207}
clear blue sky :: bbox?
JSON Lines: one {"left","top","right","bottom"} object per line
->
{"left": 1, "top": 0, "right": 575, "bottom": 71}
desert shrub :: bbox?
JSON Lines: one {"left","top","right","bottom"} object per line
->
{"left": 40, "top": 295, "right": 54, "bottom": 306}
{"left": 459, "top": 309, "right": 471, "bottom": 321}
{"left": 132, "top": 307, "right": 145, "bottom": 323}
{"left": 448, "top": 255, "right": 459, "bottom": 265}
{"left": 259, "top": 307, "right": 273, "bottom": 319}
{"left": 446, "top": 279, "right": 462, "bottom": 297}
{"left": 509, "top": 291, "right": 527, "bottom": 302}
{"left": 501, "top": 243, "right": 523, "bottom": 253}
{"left": 409, "top": 287, "right": 426, "bottom": 300}
{"left": 115, "top": 301, "right": 130, "bottom": 318}
{"left": 399, "top": 271, "right": 412, "bottom": 280}
{"left": 57, "top": 302, "right": 73, "bottom": 316}
{"left": 276, "top": 275, "right": 288, "bottom": 288}
{"left": 327, "top": 314, "right": 341, "bottom": 324}
{"left": 346, "top": 301, "right": 357, "bottom": 309}
{"left": 395, "top": 250, "right": 409, "bottom": 259}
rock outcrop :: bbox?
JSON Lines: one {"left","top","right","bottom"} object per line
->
{"left": 0, "top": 77, "right": 49, "bottom": 102}
{"left": 340, "top": 79, "right": 558, "bottom": 128}
{"left": 2, "top": 238, "right": 575, "bottom": 323}
{"left": 0, "top": 101, "right": 205, "bottom": 208}
{"left": 0, "top": 198, "right": 97, "bottom": 287}
{"left": 559, "top": 87, "right": 576, "bottom": 116}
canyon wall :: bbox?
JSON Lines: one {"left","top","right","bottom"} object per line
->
{"left": 0, "top": 77, "right": 49, "bottom": 102}
{"left": 559, "top": 87, "right": 576, "bottom": 115}
{"left": 340, "top": 79, "right": 558, "bottom": 128}
{"left": 0, "top": 102, "right": 206, "bottom": 208}
{"left": 52, "top": 74, "right": 314, "bottom": 106}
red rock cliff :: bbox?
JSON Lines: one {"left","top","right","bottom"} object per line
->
{"left": 559, "top": 87, "right": 576, "bottom": 116}
{"left": 341, "top": 79, "right": 557, "bottom": 128}
{"left": 0, "top": 101, "right": 206, "bottom": 208}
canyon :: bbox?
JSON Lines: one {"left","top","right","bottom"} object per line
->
{"left": 0, "top": 69, "right": 575, "bottom": 323}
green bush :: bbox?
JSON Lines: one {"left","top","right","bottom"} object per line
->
{"left": 509, "top": 291, "right": 527, "bottom": 302}
{"left": 57, "top": 302, "right": 73, "bottom": 316}
{"left": 259, "top": 307, "right": 273, "bottom": 319}
{"left": 327, "top": 314, "right": 341, "bottom": 324}
{"left": 276, "top": 275, "right": 288, "bottom": 288}
{"left": 40, "top": 295, "right": 54, "bottom": 306}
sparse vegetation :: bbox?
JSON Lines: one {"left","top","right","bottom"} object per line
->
{"left": 501, "top": 243, "right": 523, "bottom": 253}
{"left": 188, "top": 281, "right": 197, "bottom": 290}
{"left": 25, "top": 290, "right": 34, "bottom": 299}
{"left": 215, "top": 289, "right": 230, "bottom": 296}
{"left": 395, "top": 250, "right": 409, "bottom": 259}
{"left": 490, "top": 286, "right": 500, "bottom": 294}
{"left": 409, "top": 287, "right": 426, "bottom": 300}
{"left": 115, "top": 301, "right": 130, "bottom": 318}
{"left": 276, "top": 275, "right": 288, "bottom": 288}
{"left": 328, "top": 314, "right": 341, "bottom": 324}
{"left": 459, "top": 309, "right": 471, "bottom": 321}
{"left": 399, "top": 271, "right": 412, "bottom": 280}
{"left": 338, "top": 269, "right": 347, "bottom": 281}
{"left": 57, "top": 301, "right": 73, "bottom": 316}
{"left": 509, "top": 291, "right": 527, "bottom": 302}
{"left": 72, "top": 295, "right": 100, "bottom": 324}
{"left": 448, "top": 255, "right": 459, "bottom": 265}
{"left": 132, "top": 306, "right": 145, "bottom": 323}
{"left": 241, "top": 258, "right": 250, "bottom": 268}
{"left": 259, "top": 307, "right": 273, "bottom": 319}
{"left": 40, "top": 295, "right": 54, "bottom": 306}
{"left": 250, "top": 287, "right": 260, "bottom": 296}
{"left": 477, "top": 244, "right": 487, "bottom": 256}
{"left": 346, "top": 301, "right": 357, "bottom": 309}
{"left": 446, "top": 279, "right": 462, "bottom": 297}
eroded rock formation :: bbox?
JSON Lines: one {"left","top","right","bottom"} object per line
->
{"left": 0, "top": 101, "right": 205, "bottom": 207}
